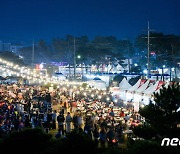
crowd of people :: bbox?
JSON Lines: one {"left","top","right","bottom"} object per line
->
{"left": 0, "top": 81, "right": 144, "bottom": 146}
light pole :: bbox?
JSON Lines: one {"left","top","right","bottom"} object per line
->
{"left": 32, "top": 38, "right": 35, "bottom": 69}
{"left": 73, "top": 36, "right": 76, "bottom": 80}
{"left": 77, "top": 55, "right": 83, "bottom": 79}
{"left": 147, "top": 21, "right": 150, "bottom": 78}
{"left": 77, "top": 55, "right": 83, "bottom": 76}
{"left": 126, "top": 38, "right": 131, "bottom": 73}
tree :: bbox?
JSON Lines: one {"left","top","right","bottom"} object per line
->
{"left": 38, "top": 39, "right": 51, "bottom": 57}
{"left": 51, "top": 37, "right": 70, "bottom": 62}
{"left": 1, "top": 128, "right": 52, "bottom": 154}
{"left": 138, "top": 83, "right": 180, "bottom": 138}
{"left": 135, "top": 32, "right": 180, "bottom": 69}
{"left": 45, "top": 130, "right": 99, "bottom": 154}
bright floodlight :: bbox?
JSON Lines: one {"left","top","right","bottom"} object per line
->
{"left": 39, "top": 63, "right": 44, "bottom": 69}
{"left": 98, "top": 95, "right": 102, "bottom": 99}
{"left": 143, "top": 69, "right": 148, "bottom": 74}
{"left": 114, "top": 99, "right": 118, "bottom": 103}
{"left": 134, "top": 63, "right": 138, "bottom": 67}
{"left": 77, "top": 55, "right": 81, "bottom": 59}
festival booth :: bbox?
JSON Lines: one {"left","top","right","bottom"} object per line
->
{"left": 142, "top": 81, "right": 165, "bottom": 105}
{"left": 126, "top": 79, "right": 142, "bottom": 101}
{"left": 125, "top": 79, "right": 147, "bottom": 102}
{"left": 132, "top": 80, "right": 150, "bottom": 111}
{"left": 142, "top": 81, "right": 158, "bottom": 105}
{"left": 87, "top": 77, "right": 107, "bottom": 90}
{"left": 118, "top": 78, "right": 132, "bottom": 100}
{"left": 53, "top": 72, "right": 66, "bottom": 81}
{"left": 109, "top": 87, "right": 121, "bottom": 101}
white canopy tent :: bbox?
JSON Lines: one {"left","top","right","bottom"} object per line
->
{"left": 53, "top": 72, "right": 66, "bottom": 81}
{"left": 132, "top": 80, "right": 150, "bottom": 108}
{"left": 136, "top": 80, "right": 150, "bottom": 93}
{"left": 87, "top": 77, "right": 107, "bottom": 90}
{"left": 140, "top": 81, "right": 164, "bottom": 105}
{"left": 143, "top": 81, "right": 164, "bottom": 95}
{"left": 119, "top": 78, "right": 132, "bottom": 91}
{"left": 127, "top": 79, "right": 141, "bottom": 92}
{"left": 154, "top": 81, "right": 168, "bottom": 94}
{"left": 118, "top": 78, "right": 132, "bottom": 100}
{"left": 126, "top": 79, "right": 145, "bottom": 101}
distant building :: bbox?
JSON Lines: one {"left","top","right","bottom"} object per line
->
{"left": 0, "top": 40, "right": 23, "bottom": 53}
{"left": 10, "top": 44, "right": 23, "bottom": 53}
{"left": 3, "top": 43, "right": 11, "bottom": 51}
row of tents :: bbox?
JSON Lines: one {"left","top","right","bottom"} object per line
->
{"left": 110, "top": 78, "right": 168, "bottom": 107}
{"left": 86, "top": 76, "right": 166, "bottom": 95}
{"left": 86, "top": 76, "right": 169, "bottom": 111}
{"left": 119, "top": 78, "right": 165, "bottom": 95}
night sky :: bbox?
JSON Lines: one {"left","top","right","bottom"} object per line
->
{"left": 0, "top": 0, "right": 179, "bottom": 41}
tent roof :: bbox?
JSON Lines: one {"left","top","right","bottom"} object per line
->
{"left": 94, "top": 82, "right": 106, "bottom": 90}
{"left": 93, "top": 77, "right": 101, "bottom": 81}
{"left": 136, "top": 80, "right": 150, "bottom": 93}
{"left": 154, "top": 81, "right": 167, "bottom": 94}
{"left": 55, "top": 72, "right": 63, "bottom": 75}
{"left": 128, "top": 79, "right": 141, "bottom": 92}
{"left": 87, "top": 80, "right": 106, "bottom": 90}
{"left": 119, "top": 78, "right": 132, "bottom": 91}
{"left": 144, "top": 81, "right": 159, "bottom": 95}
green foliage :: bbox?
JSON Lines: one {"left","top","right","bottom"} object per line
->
{"left": 19, "top": 35, "right": 135, "bottom": 65}
{"left": 135, "top": 32, "right": 180, "bottom": 68}
{"left": 45, "top": 130, "right": 99, "bottom": 154}
{"left": 2, "top": 128, "right": 180, "bottom": 154}
{"left": 98, "top": 147, "right": 123, "bottom": 154}
{"left": 133, "top": 124, "right": 157, "bottom": 140}
{"left": 17, "top": 32, "right": 180, "bottom": 70}
{"left": 139, "top": 83, "right": 180, "bottom": 138}
{"left": 1, "top": 128, "right": 52, "bottom": 153}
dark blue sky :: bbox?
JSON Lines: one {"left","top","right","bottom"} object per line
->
{"left": 0, "top": 0, "right": 179, "bottom": 42}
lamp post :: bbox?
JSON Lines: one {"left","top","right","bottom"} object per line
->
{"left": 77, "top": 55, "right": 83, "bottom": 78}
{"left": 147, "top": 21, "right": 150, "bottom": 79}
{"left": 73, "top": 36, "right": 76, "bottom": 80}
{"left": 31, "top": 38, "right": 35, "bottom": 69}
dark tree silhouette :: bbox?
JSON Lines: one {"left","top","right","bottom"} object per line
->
{"left": 138, "top": 83, "right": 180, "bottom": 138}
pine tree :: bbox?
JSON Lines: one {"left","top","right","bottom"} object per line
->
{"left": 139, "top": 83, "right": 180, "bottom": 138}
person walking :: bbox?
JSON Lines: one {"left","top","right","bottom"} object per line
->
{"left": 57, "top": 111, "right": 65, "bottom": 135}
{"left": 77, "top": 113, "right": 84, "bottom": 129}
{"left": 65, "top": 112, "right": 72, "bottom": 133}
{"left": 52, "top": 110, "right": 57, "bottom": 130}
{"left": 99, "top": 128, "right": 107, "bottom": 148}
